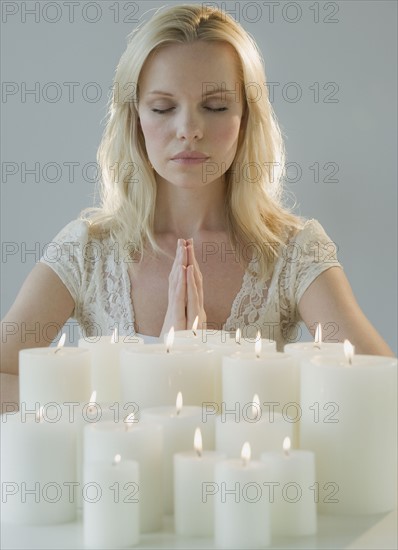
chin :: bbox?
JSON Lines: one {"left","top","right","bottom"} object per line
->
{"left": 158, "top": 170, "right": 218, "bottom": 189}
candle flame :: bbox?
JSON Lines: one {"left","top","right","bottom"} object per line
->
{"left": 176, "top": 391, "right": 183, "bottom": 415}
{"left": 166, "top": 327, "right": 175, "bottom": 353}
{"left": 111, "top": 326, "right": 118, "bottom": 344}
{"left": 88, "top": 391, "right": 97, "bottom": 412}
{"left": 241, "top": 442, "right": 251, "bottom": 466}
{"left": 192, "top": 316, "right": 199, "bottom": 336}
{"left": 344, "top": 339, "right": 354, "bottom": 365}
{"left": 194, "top": 427, "right": 202, "bottom": 457}
{"left": 252, "top": 394, "right": 261, "bottom": 420}
{"left": 113, "top": 454, "right": 121, "bottom": 465}
{"left": 283, "top": 436, "right": 291, "bottom": 456}
{"left": 54, "top": 333, "right": 66, "bottom": 353}
{"left": 124, "top": 413, "right": 135, "bottom": 429}
{"left": 36, "top": 406, "right": 44, "bottom": 423}
{"left": 255, "top": 337, "right": 262, "bottom": 358}
{"left": 314, "top": 323, "right": 322, "bottom": 348}
{"left": 235, "top": 328, "right": 241, "bottom": 345}
{"left": 89, "top": 390, "right": 97, "bottom": 405}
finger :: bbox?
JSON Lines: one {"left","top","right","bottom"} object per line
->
{"left": 186, "top": 264, "right": 199, "bottom": 327}
{"left": 170, "top": 265, "right": 187, "bottom": 325}
{"left": 169, "top": 241, "right": 187, "bottom": 284}
{"left": 186, "top": 238, "right": 194, "bottom": 266}
{"left": 186, "top": 242, "right": 204, "bottom": 306}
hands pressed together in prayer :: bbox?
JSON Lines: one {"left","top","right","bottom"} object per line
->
{"left": 161, "top": 238, "right": 206, "bottom": 336}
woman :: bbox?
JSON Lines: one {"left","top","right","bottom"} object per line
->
{"left": 1, "top": 4, "right": 394, "bottom": 383}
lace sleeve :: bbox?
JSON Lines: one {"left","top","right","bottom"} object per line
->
{"left": 39, "top": 219, "right": 90, "bottom": 309}
{"left": 281, "top": 219, "right": 343, "bottom": 322}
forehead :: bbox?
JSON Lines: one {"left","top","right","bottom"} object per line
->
{"left": 138, "top": 41, "right": 241, "bottom": 95}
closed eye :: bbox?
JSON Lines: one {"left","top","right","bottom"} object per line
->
{"left": 152, "top": 108, "right": 174, "bottom": 114}
{"left": 205, "top": 107, "right": 228, "bottom": 112}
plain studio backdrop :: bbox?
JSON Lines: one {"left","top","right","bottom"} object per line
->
{"left": 1, "top": 0, "right": 397, "bottom": 353}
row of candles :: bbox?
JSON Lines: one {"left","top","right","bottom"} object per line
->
{"left": 1, "top": 324, "right": 397, "bottom": 548}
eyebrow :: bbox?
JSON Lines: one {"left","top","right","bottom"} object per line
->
{"left": 147, "top": 89, "right": 236, "bottom": 98}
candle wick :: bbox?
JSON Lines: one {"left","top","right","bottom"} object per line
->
{"left": 256, "top": 353, "right": 260, "bottom": 359}
{"left": 192, "top": 330, "right": 197, "bottom": 337}
{"left": 54, "top": 347, "right": 62, "bottom": 354}
{"left": 196, "top": 449, "right": 202, "bottom": 458}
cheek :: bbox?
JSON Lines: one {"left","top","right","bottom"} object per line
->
{"left": 139, "top": 117, "right": 159, "bottom": 145}
{"left": 212, "top": 117, "right": 242, "bottom": 149}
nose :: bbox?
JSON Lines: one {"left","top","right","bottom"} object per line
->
{"left": 175, "top": 108, "right": 203, "bottom": 141}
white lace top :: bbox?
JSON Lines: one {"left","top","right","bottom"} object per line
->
{"left": 39, "top": 218, "right": 342, "bottom": 350}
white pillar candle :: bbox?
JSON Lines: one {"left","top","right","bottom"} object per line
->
{"left": 214, "top": 443, "right": 270, "bottom": 549}
{"left": 284, "top": 341, "right": 345, "bottom": 358}
{"left": 208, "top": 337, "right": 277, "bottom": 407}
{"left": 19, "top": 347, "right": 91, "bottom": 410}
{"left": 140, "top": 395, "right": 215, "bottom": 514}
{"left": 79, "top": 335, "right": 144, "bottom": 404}
{"left": 300, "top": 351, "right": 397, "bottom": 514}
{"left": 261, "top": 437, "right": 317, "bottom": 536}
{"left": 84, "top": 418, "right": 163, "bottom": 533}
{"left": 215, "top": 396, "right": 293, "bottom": 458}
{"left": 222, "top": 351, "right": 299, "bottom": 420}
{"left": 0, "top": 408, "right": 77, "bottom": 524}
{"left": 120, "top": 344, "right": 216, "bottom": 409}
{"left": 284, "top": 323, "right": 345, "bottom": 359}
{"left": 83, "top": 455, "right": 140, "bottom": 549}
{"left": 169, "top": 329, "right": 234, "bottom": 347}
{"left": 71, "top": 395, "right": 128, "bottom": 513}
{"left": 174, "top": 428, "right": 226, "bottom": 536}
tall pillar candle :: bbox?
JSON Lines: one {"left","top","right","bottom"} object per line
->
{"left": 140, "top": 395, "right": 215, "bottom": 514}
{"left": 214, "top": 443, "right": 270, "bottom": 549}
{"left": 261, "top": 437, "right": 317, "bottom": 536}
{"left": 19, "top": 347, "right": 91, "bottom": 410}
{"left": 1, "top": 408, "right": 77, "bottom": 524}
{"left": 174, "top": 428, "right": 226, "bottom": 536}
{"left": 284, "top": 341, "right": 346, "bottom": 360}
{"left": 84, "top": 418, "right": 163, "bottom": 533}
{"left": 207, "top": 337, "right": 276, "bottom": 407}
{"left": 222, "top": 350, "right": 299, "bottom": 445}
{"left": 215, "top": 398, "right": 293, "bottom": 459}
{"left": 83, "top": 455, "right": 139, "bottom": 549}
{"left": 168, "top": 329, "right": 234, "bottom": 347}
{"left": 120, "top": 344, "right": 216, "bottom": 410}
{"left": 222, "top": 351, "right": 298, "bottom": 414}
{"left": 300, "top": 352, "right": 397, "bottom": 514}
{"left": 79, "top": 335, "right": 144, "bottom": 404}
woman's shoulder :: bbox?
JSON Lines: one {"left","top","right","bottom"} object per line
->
{"left": 48, "top": 218, "right": 113, "bottom": 246}
{"left": 285, "top": 218, "right": 331, "bottom": 244}
{"left": 47, "top": 218, "right": 90, "bottom": 244}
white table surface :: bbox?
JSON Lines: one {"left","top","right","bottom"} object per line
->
{"left": 1, "top": 510, "right": 397, "bottom": 549}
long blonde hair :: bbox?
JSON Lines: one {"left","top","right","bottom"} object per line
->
{"left": 81, "top": 3, "right": 303, "bottom": 279}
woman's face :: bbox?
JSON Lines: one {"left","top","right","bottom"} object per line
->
{"left": 137, "top": 41, "right": 244, "bottom": 189}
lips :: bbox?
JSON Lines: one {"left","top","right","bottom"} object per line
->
{"left": 171, "top": 151, "right": 209, "bottom": 160}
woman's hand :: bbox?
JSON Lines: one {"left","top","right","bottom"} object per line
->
{"left": 160, "top": 239, "right": 188, "bottom": 337}
{"left": 160, "top": 238, "right": 206, "bottom": 337}
{"left": 186, "top": 238, "right": 207, "bottom": 330}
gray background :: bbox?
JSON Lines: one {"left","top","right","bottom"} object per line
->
{"left": 1, "top": 0, "right": 397, "bottom": 352}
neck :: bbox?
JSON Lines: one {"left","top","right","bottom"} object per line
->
{"left": 154, "top": 176, "right": 228, "bottom": 238}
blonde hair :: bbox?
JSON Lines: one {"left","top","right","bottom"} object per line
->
{"left": 81, "top": 3, "right": 303, "bottom": 279}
